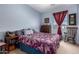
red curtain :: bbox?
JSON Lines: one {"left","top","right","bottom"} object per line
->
{"left": 53, "top": 11, "right": 68, "bottom": 35}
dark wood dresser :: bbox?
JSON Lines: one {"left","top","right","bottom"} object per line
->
{"left": 40, "top": 25, "right": 51, "bottom": 33}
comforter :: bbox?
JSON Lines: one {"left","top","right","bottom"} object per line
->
{"left": 18, "top": 32, "right": 60, "bottom": 54}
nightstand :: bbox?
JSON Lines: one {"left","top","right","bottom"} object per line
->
{"left": 5, "top": 36, "right": 18, "bottom": 51}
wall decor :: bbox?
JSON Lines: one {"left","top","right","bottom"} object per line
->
{"left": 69, "top": 13, "right": 76, "bottom": 25}
{"left": 44, "top": 18, "right": 49, "bottom": 23}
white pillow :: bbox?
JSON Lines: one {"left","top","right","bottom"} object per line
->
{"left": 24, "top": 29, "right": 33, "bottom": 35}
{"left": 24, "top": 29, "right": 34, "bottom": 39}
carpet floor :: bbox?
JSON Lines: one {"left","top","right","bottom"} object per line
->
{"left": 9, "top": 41, "right": 79, "bottom": 54}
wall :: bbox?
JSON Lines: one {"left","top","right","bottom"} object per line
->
{"left": 0, "top": 4, "right": 41, "bottom": 40}
{"left": 41, "top": 4, "right": 77, "bottom": 33}
{"left": 41, "top": 4, "right": 79, "bottom": 44}
{"left": 76, "top": 5, "right": 79, "bottom": 44}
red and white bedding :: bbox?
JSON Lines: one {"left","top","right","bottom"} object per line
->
{"left": 18, "top": 32, "right": 60, "bottom": 54}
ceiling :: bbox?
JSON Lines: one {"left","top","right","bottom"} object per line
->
{"left": 28, "top": 4, "right": 60, "bottom": 13}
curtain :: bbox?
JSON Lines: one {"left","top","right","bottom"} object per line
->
{"left": 53, "top": 11, "right": 68, "bottom": 35}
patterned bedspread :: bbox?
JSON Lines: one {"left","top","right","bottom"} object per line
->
{"left": 18, "top": 32, "right": 60, "bottom": 54}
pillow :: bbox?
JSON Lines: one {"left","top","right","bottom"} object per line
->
{"left": 15, "top": 30, "right": 23, "bottom": 36}
{"left": 23, "top": 29, "right": 34, "bottom": 39}
{"left": 24, "top": 29, "right": 33, "bottom": 35}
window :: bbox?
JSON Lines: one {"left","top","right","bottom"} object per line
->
{"left": 53, "top": 15, "right": 68, "bottom": 34}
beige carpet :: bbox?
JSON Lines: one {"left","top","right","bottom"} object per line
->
{"left": 9, "top": 41, "right": 79, "bottom": 54}
{"left": 9, "top": 49, "right": 26, "bottom": 54}
{"left": 57, "top": 41, "right": 79, "bottom": 54}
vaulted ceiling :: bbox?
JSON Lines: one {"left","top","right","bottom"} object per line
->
{"left": 28, "top": 4, "right": 61, "bottom": 13}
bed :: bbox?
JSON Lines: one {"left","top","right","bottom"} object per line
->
{"left": 18, "top": 32, "right": 60, "bottom": 54}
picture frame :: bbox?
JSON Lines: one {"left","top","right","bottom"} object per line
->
{"left": 69, "top": 13, "right": 76, "bottom": 25}
{"left": 44, "top": 18, "right": 49, "bottom": 23}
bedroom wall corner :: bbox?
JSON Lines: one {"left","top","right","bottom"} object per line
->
{"left": 0, "top": 4, "right": 41, "bottom": 40}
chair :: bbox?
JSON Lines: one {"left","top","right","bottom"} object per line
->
{"left": 0, "top": 41, "right": 9, "bottom": 54}
{"left": 64, "top": 26, "right": 78, "bottom": 44}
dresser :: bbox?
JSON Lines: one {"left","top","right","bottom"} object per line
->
{"left": 40, "top": 25, "right": 51, "bottom": 33}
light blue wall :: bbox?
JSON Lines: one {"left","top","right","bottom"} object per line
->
{"left": 42, "top": 4, "right": 77, "bottom": 33}
{"left": 42, "top": 4, "right": 77, "bottom": 34}
{"left": 0, "top": 4, "right": 41, "bottom": 40}
{"left": 76, "top": 5, "right": 79, "bottom": 44}
{"left": 42, "top": 4, "right": 79, "bottom": 44}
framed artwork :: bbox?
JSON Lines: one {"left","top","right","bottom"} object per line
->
{"left": 44, "top": 18, "right": 49, "bottom": 23}
{"left": 69, "top": 13, "right": 76, "bottom": 25}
